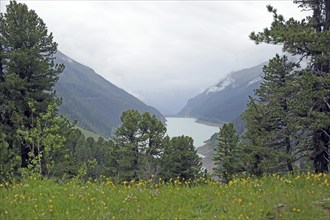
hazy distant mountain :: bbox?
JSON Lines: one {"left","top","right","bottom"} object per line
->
{"left": 185, "top": 62, "right": 268, "bottom": 172}
{"left": 55, "top": 51, "right": 165, "bottom": 137}
{"left": 177, "top": 62, "right": 267, "bottom": 123}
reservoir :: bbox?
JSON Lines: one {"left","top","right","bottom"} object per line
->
{"left": 166, "top": 117, "right": 220, "bottom": 148}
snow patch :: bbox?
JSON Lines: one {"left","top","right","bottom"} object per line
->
{"left": 61, "top": 56, "right": 73, "bottom": 63}
{"left": 205, "top": 77, "right": 234, "bottom": 94}
{"left": 246, "top": 77, "right": 262, "bottom": 87}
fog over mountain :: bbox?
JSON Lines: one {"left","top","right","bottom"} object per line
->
{"left": 11, "top": 1, "right": 309, "bottom": 114}
{"left": 178, "top": 62, "right": 266, "bottom": 122}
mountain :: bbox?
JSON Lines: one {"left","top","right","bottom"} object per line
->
{"left": 178, "top": 62, "right": 267, "bottom": 172}
{"left": 197, "top": 132, "right": 218, "bottom": 173}
{"left": 55, "top": 51, "right": 165, "bottom": 137}
{"left": 177, "top": 62, "right": 267, "bottom": 123}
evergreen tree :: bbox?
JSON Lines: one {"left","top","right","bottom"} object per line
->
{"left": 113, "top": 110, "right": 166, "bottom": 181}
{"left": 242, "top": 98, "right": 283, "bottom": 176}
{"left": 139, "top": 112, "right": 166, "bottom": 179}
{"left": 242, "top": 55, "right": 298, "bottom": 175}
{"left": 213, "top": 123, "right": 242, "bottom": 182}
{"left": 0, "top": 1, "right": 64, "bottom": 170}
{"left": 249, "top": 1, "right": 330, "bottom": 173}
{"left": 0, "top": 132, "right": 20, "bottom": 181}
{"left": 161, "top": 135, "right": 202, "bottom": 180}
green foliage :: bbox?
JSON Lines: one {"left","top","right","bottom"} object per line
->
{"left": 245, "top": 1, "right": 330, "bottom": 173}
{"left": 77, "top": 126, "right": 103, "bottom": 140}
{"left": 213, "top": 123, "right": 242, "bottom": 182}
{"left": 113, "top": 110, "right": 167, "bottom": 181}
{"left": 0, "top": 1, "right": 64, "bottom": 172}
{"left": 0, "top": 132, "right": 20, "bottom": 182}
{"left": 113, "top": 110, "right": 202, "bottom": 182}
{"left": 74, "top": 136, "right": 116, "bottom": 180}
{"left": 16, "top": 102, "right": 68, "bottom": 176}
{"left": 241, "top": 55, "right": 299, "bottom": 175}
{"left": 161, "top": 135, "right": 202, "bottom": 180}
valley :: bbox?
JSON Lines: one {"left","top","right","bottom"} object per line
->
{"left": 1, "top": 1, "right": 330, "bottom": 219}
{"left": 54, "top": 51, "right": 267, "bottom": 172}
{"left": 55, "top": 51, "right": 265, "bottom": 140}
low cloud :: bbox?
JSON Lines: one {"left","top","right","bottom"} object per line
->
{"left": 16, "top": 1, "right": 309, "bottom": 114}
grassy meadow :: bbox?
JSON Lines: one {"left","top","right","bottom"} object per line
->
{"left": 0, "top": 173, "right": 329, "bottom": 219}
{"left": 77, "top": 126, "right": 104, "bottom": 140}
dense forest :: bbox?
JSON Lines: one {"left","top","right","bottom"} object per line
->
{"left": 0, "top": 0, "right": 329, "bottom": 185}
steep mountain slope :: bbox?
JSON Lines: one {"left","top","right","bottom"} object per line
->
{"left": 178, "top": 62, "right": 267, "bottom": 123}
{"left": 55, "top": 51, "right": 165, "bottom": 137}
{"left": 197, "top": 132, "right": 218, "bottom": 172}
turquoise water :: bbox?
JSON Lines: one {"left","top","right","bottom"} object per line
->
{"left": 166, "top": 117, "right": 219, "bottom": 148}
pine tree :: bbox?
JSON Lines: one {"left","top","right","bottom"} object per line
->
{"left": 113, "top": 110, "right": 167, "bottom": 181}
{"left": 250, "top": 55, "right": 297, "bottom": 172}
{"left": 213, "top": 123, "right": 242, "bottom": 182}
{"left": 242, "top": 98, "right": 283, "bottom": 176}
{"left": 0, "top": 1, "right": 64, "bottom": 172}
{"left": 161, "top": 135, "right": 202, "bottom": 181}
{"left": 249, "top": 1, "right": 330, "bottom": 173}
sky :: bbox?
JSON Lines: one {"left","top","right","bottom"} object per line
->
{"left": 1, "top": 1, "right": 309, "bottom": 114}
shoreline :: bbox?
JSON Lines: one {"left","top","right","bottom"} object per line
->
{"left": 165, "top": 116, "right": 225, "bottom": 128}
{"left": 195, "top": 119, "right": 224, "bottom": 128}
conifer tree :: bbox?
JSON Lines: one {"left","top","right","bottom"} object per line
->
{"left": 0, "top": 1, "right": 64, "bottom": 171}
{"left": 161, "top": 135, "right": 202, "bottom": 180}
{"left": 244, "top": 55, "right": 297, "bottom": 173}
{"left": 213, "top": 123, "right": 242, "bottom": 182}
{"left": 242, "top": 98, "right": 284, "bottom": 176}
{"left": 249, "top": 1, "right": 330, "bottom": 173}
{"left": 113, "top": 110, "right": 167, "bottom": 180}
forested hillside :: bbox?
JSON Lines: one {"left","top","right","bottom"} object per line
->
{"left": 55, "top": 51, "right": 165, "bottom": 137}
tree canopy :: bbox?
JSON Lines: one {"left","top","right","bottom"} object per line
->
{"left": 0, "top": 1, "right": 64, "bottom": 179}
{"left": 244, "top": 0, "right": 330, "bottom": 173}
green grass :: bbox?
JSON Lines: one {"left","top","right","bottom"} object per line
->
{"left": 0, "top": 173, "right": 329, "bottom": 219}
{"left": 77, "top": 126, "right": 104, "bottom": 140}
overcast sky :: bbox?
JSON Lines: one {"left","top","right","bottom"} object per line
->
{"left": 2, "top": 1, "right": 309, "bottom": 114}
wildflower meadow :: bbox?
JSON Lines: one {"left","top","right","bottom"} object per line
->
{"left": 1, "top": 173, "right": 329, "bottom": 219}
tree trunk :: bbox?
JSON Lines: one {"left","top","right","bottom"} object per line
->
{"left": 20, "top": 145, "right": 29, "bottom": 168}
{"left": 0, "top": 43, "right": 3, "bottom": 81}
{"left": 313, "top": 130, "right": 329, "bottom": 173}
{"left": 285, "top": 137, "right": 294, "bottom": 172}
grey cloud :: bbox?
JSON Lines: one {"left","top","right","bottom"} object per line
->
{"left": 17, "top": 1, "right": 309, "bottom": 114}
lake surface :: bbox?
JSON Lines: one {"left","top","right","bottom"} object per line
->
{"left": 166, "top": 117, "right": 219, "bottom": 147}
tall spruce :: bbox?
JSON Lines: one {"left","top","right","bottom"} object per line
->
{"left": 242, "top": 97, "right": 289, "bottom": 176}
{"left": 249, "top": 1, "right": 330, "bottom": 173}
{"left": 0, "top": 1, "right": 64, "bottom": 173}
{"left": 213, "top": 123, "right": 241, "bottom": 183}
{"left": 254, "top": 55, "right": 297, "bottom": 172}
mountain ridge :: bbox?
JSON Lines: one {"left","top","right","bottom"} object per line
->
{"left": 55, "top": 51, "right": 165, "bottom": 137}
{"left": 177, "top": 62, "right": 267, "bottom": 123}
